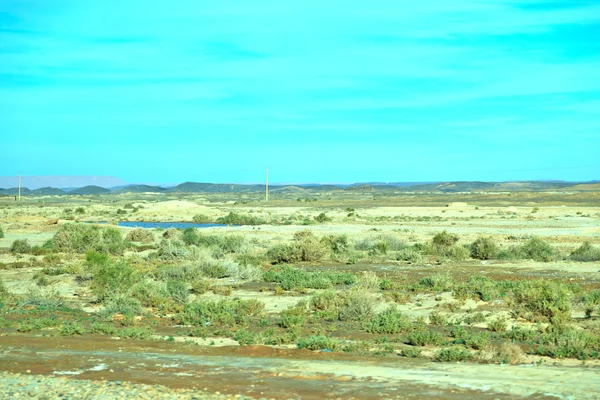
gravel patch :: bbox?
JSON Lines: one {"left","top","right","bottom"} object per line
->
{"left": 0, "top": 372, "right": 256, "bottom": 399}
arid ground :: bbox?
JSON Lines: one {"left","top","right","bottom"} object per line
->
{"left": 1, "top": 190, "right": 599, "bottom": 399}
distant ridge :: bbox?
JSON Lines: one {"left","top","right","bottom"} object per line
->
{"left": 113, "top": 184, "right": 166, "bottom": 193}
{"left": 0, "top": 187, "right": 32, "bottom": 196}
{"left": 31, "top": 187, "right": 66, "bottom": 195}
{"left": 68, "top": 185, "right": 110, "bottom": 195}
{"left": 1, "top": 180, "right": 599, "bottom": 197}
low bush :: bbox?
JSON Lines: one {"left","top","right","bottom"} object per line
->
{"left": 297, "top": 335, "right": 340, "bottom": 351}
{"left": 280, "top": 306, "right": 307, "bottom": 328}
{"left": 464, "top": 332, "right": 490, "bottom": 350}
{"left": 514, "top": 237, "right": 556, "bottom": 262}
{"left": 130, "top": 279, "right": 171, "bottom": 308}
{"left": 175, "top": 298, "right": 265, "bottom": 327}
{"left": 314, "top": 213, "right": 332, "bottom": 223}
{"left": 10, "top": 239, "right": 31, "bottom": 254}
{"left": 400, "top": 347, "right": 422, "bottom": 358}
{"left": 535, "top": 328, "right": 600, "bottom": 360}
{"left": 487, "top": 316, "right": 507, "bottom": 332}
{"left": 432, "top": 231, "right": 459, "bottom": 248}
{"left": 407, "top": 329, "right": 445, "bottom": 346}
{"left": 366, "top": 307, "right": 411, "bottom": 334}
{"left": 192, "top": 214, "right": 212, "bottom": 223}
{"left": 263, "top": 265, "right": 354, "bottom": 291}
{"left": 320, "top": 234, "right": 351, "bottom": 254}
{"left": 217, "top": 212, "right": 265, "bottom": 226}
{"left": 511, "top": 280, "right": 571, "bottom": 322}
{"left": 416, "top": 272, "right": 454, "bottom": 292}
{"left": 126, "top": 228, "right": 154, "bottom": 244}
{"left": 435, "top": 347, "right": 472, "bottom": 362}
{"left": 339, "top": 290, "right": 376, "bottom": 322}
{"left": 18, "top": 288, "right": 65, "bottom": 310}
{"left": 470, "top": 237, "right": 498, "bottom": 260}
{"left": 196, "top": 234, "right": 246, "bottom": 254}
{"left": 51, "top": 223, "right": 124, "bottom": 254}
{"left": 59, "top": 321, "right": 85, "bottom": 336}
{"left": 182, "top": 228, "right": 200, "bottom": 246}
{"left": 0, "top": 225, "right": 4, "bottom": 238}
{"left": 492, "top": 343, "right": 524, "bottom": 364}
{"left": 570, "top": 242, "right": 600, "bottom": 262}
{"left": 266, "top": 244, "right": 302, "bottom": 264}
{"left": 118, "top": 326, "right": 155, "bottom": 340}
{"left": 190, "top": 278, "right": 211, "bottom": 295}
{"left": 91, "top": 259, "right": 138, "bottom": 301}
{"left": 166, "top": 279, "right": 189, "bottom": 304}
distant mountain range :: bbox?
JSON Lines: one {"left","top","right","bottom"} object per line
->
{"left": 1, "top": 180, "right": 599, "bottom": 196}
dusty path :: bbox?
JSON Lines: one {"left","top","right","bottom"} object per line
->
{"left": 1, "top": 335, "right": 598, "bottom": 399}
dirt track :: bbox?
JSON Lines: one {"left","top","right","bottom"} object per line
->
{"left": 1, "top": 335, "right": 599, "bottom": 399}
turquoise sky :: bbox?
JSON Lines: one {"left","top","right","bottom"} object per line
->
{"left": 1, "top": 1, "right": 599, "bottom": 184}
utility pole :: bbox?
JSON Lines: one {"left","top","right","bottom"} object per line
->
{"left": 265, "top": 168, "right": 269, "bottom": 202}
{"left": 18, "top": 175, "right": 21, "bottom": 201}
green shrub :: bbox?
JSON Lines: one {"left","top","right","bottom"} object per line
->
{"left": 52, "top": 223, "right": 124, "bottom": 254}
{"left": 464, "top": 332, "right": 490, "bottom": 350}
{"left": 90, "top": 322, "right": 117, "bottom": 335}
{"left": 192, "top": 214, "right": 212, "bottom": 223}
{"left": 297, "top": 335, "right": 340, "bottom": 351}
{"left": 130, "top": 279, "right": 170, "bottom": 308}
{"left": 505, "top": 326, "right": 539, "bottom": 342}
{"left": 190, "top": 277, "right": 211, "bottom": 295}
{"left": 118, "top": 326, "right": 155, "bottom": 340}
{"left": 166, "top": 279, "right": 189, "bottom": 304}
{"left": 471, "top": 237, "right": 499, "bottom": 260}
{"left": 182, "top": 228, "right": 200, "bottom": 245}
{"left": 217, "top": 212, "right": 265, "bottom": 226}
{"left": 60, "top": 321, "right": 85, "bottom": 336}
{"left": 339, "top": 290, "right": 376, "bottom": 321}
{"left": 320, "top": 234, "right": 351, "bottom": 254}
{"left": 155, "top": 239, "right": 188, "bottom": 260}
{"left": 520, "top": 237, "right": 556, "bottom": 262}
{"left": 0, "top": 277, "right": 8, "bottom": 301}
{"left": 91, "top": 260, "right": 138, "bottom": 300}
{"left": 366, "top": 307, "right": 411, "bottom": 334}
{"left": 310, "top": 291, "right": 344, "bottom": 312}
{"left": 125, "top": 228, "right": 154, "bottom": 244}
{"left": 432, "top": 231, "right": 459, "bottom": 248}
{"left": 0, "top": 225, "right": 4, "bottom": 238}
{"left": 266, "top": 244, "right": 302, "bottom": 264}
{"left": 535, "top": 328, "right": 600, "bottom": 360}
{"left": 435, "top": 347, "right": 472, "bottom": 362}
{"left": 11, "top": 239, "right": 32, "bottom": 254}
{"left": 511, "top": 280, "right": 571, "bottom": 322}
{"left": 417, "top": 272, "right": 454, "bottom": 292}
{"left": 102, "top": 293, "right": 144, "bottom": 316}
{"left": 314, "top": 213, "right": 332, "bottom": 223}
{"left": 280, "top": 306, "right": 307, "bottom": 328}
{"left": 175, "top": 298, "right": 265, "bottom": 327}
{"left": 263, "top": 265, "right": 354, "bottom": 291}
{"left": 196, "top": 234, "right": 245, "bottom": 253}
{"left": 487, "top": 317, "right": 507, "bottom": 332}
{"left": 355, "top": 235, "right": 405, "bottom": 254}
{"left": 570, "top": 242, "right": 600, "bottom": 262}
{"left": 429, "top": 312, "right": 447, "bottom": 326}
{"left": 396, "top": 248, "right": 424, "bottom": 264}
{"left": 407, "top": 330, "right": 445, "bottom": 346}
{"left": 75, "top": 207, "right": 85, "bottom": 214}
{"left": 297, "top": 236, "right": 329, "bottom": 262}
{"left": 234, "top": 328, "right": 261, "bottom": 345}
{"left": 400, "top": 347, "right": 422, "bottom": 358}
{"left": 18, "top": 288, "right": 65, "bottom": 309}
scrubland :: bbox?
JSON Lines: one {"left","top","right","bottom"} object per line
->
{"left": 1, "top": 191, "right": 600, "bottom": 398}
